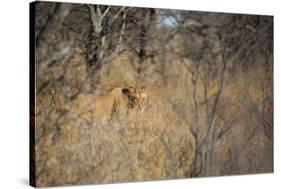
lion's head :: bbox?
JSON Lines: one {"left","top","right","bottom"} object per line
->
{"left": 122, "top": 85, "right": 147, "bottom": 111}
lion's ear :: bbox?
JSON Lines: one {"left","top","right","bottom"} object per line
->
{"left": 122, "top": 88, "right": 130, "bottom": 96}
{"left": 128, "top": 86, "right": 135, "bottom": 93}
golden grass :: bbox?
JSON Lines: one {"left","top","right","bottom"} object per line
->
{"left": 34, "top": 50, "right": 272, "bottom": 186}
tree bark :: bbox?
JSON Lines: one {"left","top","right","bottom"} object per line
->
{"left": 138, "top": 9, "right": 156, "bottom": 63}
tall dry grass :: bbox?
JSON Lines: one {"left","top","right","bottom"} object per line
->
{"left": 35, "top": 47, "right": 272, "bottom": 186}
{"left": 35, "top": 50, "right": 196, "bottom": 186}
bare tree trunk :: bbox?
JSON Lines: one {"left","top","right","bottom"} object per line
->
{"left": 117, "top": 12, "right": 127, "bottom": 51}
{"left": 204, "top": 118, "right": 216, "bottom": 176}
{"left": 138, "top": 9, "right": 155, "bottom": 63}
{"left": 139, "top": 24, "right": 146, "bottom": 62}
{"left": 86, "top": 30, "right": 102, "bottom": 73}
{"left": 86, "top": 5, "right": 105, "bottom": 73}
{"left": 86, "top": 5, "right": 127, "bottom": 73}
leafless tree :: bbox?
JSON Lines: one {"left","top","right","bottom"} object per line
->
{"left": 85, "top": 5, "right": 129, "bottom": 73}
{"left": 166, "top": 12, "right": 273, "bottom": 176}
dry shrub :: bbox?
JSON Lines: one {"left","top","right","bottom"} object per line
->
{"left": 35, "top": 51, "right": 196, "bottom": 187}
{"left": 35, "top": 93, "right": 195, "bottom": 186}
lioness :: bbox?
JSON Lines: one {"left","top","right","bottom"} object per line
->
{"left": 71, "top": 86, "right": 147, "bottom": 124}
{"left": 96, "top": 86, "right": 147, "bottom": 123}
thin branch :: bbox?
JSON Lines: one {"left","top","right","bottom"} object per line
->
{"left": 100, "top": 6, "right": 111, "bottom": 21}
{"left": 112, "top": 7, "right": 126, "bottom": 21}
{"left": 96, "top": 5, "right": 102, "bottom": 17}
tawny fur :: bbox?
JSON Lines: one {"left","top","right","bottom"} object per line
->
{"left": 71, "top": 86, "right": 147, "bottom": 124}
